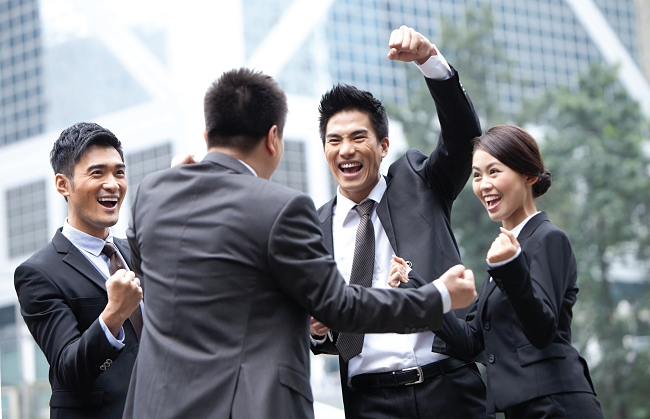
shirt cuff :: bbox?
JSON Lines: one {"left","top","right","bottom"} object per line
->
{"left": 310, "top": 334, "right": 328, "bottom": 345}
{"left": 413, "top": 45, "right": 452, "bottom": 80}
{"left": 99, "top": 315, "right": 125, "bottom": 350}
{"left": 433, "top": 280, "right": 452, "bottom": 314}
{"left": 486, "top": 247, "right": 522, "bottom": 268}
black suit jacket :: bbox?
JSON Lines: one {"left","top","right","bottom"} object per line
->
{"left": 14, "top": 229, "right": 139, "bottom": 419}
{"left": 123, "top": 152, "right": 445, "bottom": 419}
{"left": 435, "top": 212, "right": 596, "bottom": 413}
{"left": 313, "top": 71, "right": 482, "bottom": 405}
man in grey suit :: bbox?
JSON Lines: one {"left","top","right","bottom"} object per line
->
{"left": 123, "top": 68, "right": 477, "bottom": 419}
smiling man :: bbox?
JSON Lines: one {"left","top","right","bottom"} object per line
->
{"left": 311, "top": 26, "right": 489, "bottom": 418}
{"left": 14, "top": 122, "right": 143, "bottom": 419}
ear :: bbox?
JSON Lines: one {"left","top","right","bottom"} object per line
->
{"left": 203, "top": 130, "right": 208, "bottom": 143}
{"left": 380, "top": 137, "right": 390, "bottom": 159}
{"left": 265, "top": 125, "right": 280, "bottom": 156}
{"left": 55, "top": 173, "right": 72, "bottom": 198}
{"left": 525, "top": 175, "right": 538, "bottom": 187}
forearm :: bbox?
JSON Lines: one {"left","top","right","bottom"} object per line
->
{"left": 423, "top": 70, "right": 481, "bottom": 200}
{"left": 15, "top": 265, "right": 121, "bottom": 389}
{"left": 434, "top": 307, "right": 484, "bottom": 359}
{"left": 489, "top": 254, "right": 557, "bottom": 348}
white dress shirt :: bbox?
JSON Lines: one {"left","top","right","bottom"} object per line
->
{"left": 333, "top": 177, "right": 450, "bottom": 379}
{"left": 62, "top": 221, "right": 130, "bottom": 350}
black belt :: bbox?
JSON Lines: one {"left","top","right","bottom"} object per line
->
{"left": 350, "top": 358, "right": 470, "bottom": 389}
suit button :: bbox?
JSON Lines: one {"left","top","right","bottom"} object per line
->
{"left": 484, "top": 322, "right": 491, "bottom": 330}
{"left": 488, "top": 354, "right": 495, "bottom": 364}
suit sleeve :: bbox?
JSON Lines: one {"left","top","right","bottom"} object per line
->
{"left": 433, "top": 287, "right": 485, "bottom": 359}
{"left": 14, "top": 263, "right": 122, "bottom": 389}
{"left": 488, "top": 229, "right": 575, "bottom": 349}
{"left": 311, "top": 333, "right": 339, "bottom": 356}
{"left": 268, "top": 193, "right": 444, "bottom": 333}
{"left": 418, "top": 68, "right": 482, "bottom": 201}
{"left": 126, "top": 190, "right": 143, "bottom": 278}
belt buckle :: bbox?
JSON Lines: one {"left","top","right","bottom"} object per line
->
{"left": 402, "top": 366, "right": 424, "bottom": 385}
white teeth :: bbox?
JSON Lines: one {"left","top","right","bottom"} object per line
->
{"left": 484, "top": 195, "right": 500, "bottom": 203}
{"left": 98, "top": 197, "right": 118, "bottom": 202}
{"left": 340, "top": 162, "right": 361, "bottom": 169}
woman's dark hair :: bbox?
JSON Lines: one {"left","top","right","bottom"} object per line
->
{"left": 474, "top": 124, "right": 551, "bottom": 198}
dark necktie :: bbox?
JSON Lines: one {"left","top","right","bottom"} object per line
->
{"left": 336, "top": 199, "right": 376, "bottom": 362}
{"left": 102, "top": 242, "right": 143, "bottom": 341}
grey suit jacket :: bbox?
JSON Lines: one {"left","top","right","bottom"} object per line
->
{"left": 123, "top": 152, "right": 445, "bottom": 419}
{"left": 15, "top": 230, "right": 138, "bottom": 419}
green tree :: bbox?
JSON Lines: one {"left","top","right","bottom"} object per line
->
{"left": 387, "top": 4, "right": 517, "bottom": 275}
{"left": 536, "top": 63, "right": 650, "bottom": 419}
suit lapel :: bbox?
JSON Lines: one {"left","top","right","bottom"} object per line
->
{"left": 53, "top": 230, "right": 108, "bottom": 292}
{"left": 318, "top": 197, "right": 336, "bottom": 255}
{"left": 376, "top": 195, "right": 398, "bottom": 256}
{"left": 517, "top": 212, "right": 548, "bottom": 242}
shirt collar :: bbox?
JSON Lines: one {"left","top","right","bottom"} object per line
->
{"left": 334, "top": 174, "right": 385, "bottom": 223}
{"left": 509, "top": 211, "right": 540, "bottom": 238}
{"left": 237, "top": 159, "right": 257, "bottom": 177}
{"left": 62, "top": 219, "right": 114, "bottom": 257}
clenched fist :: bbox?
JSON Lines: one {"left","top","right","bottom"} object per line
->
{"left": 388, "top": 255, "right": 410, "bottom": 288}
{"left": 437, "top": 265, "right": 477, "bottom": 310}
{"left": 388, "top": 25, "right": 437, "bottom": 65}
{"left": 101, "top": 269, "right": 143, "bottom": 338}
{"left": 487, "top": 227, "right": 520, "bottom": 264}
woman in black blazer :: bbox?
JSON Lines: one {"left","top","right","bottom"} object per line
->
{"left": 392, "top": 125, "right": 603, "bottom": 418}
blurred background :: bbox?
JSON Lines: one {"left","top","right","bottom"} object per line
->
{"left": 1, "top": 0, "right": 649, "bottom": 418}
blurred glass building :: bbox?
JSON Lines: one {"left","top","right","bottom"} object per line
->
{"left": 0, "top": 0, "right": 647, "bottom": 417}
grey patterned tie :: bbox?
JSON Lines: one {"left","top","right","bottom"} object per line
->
{"left": 337, "top": 199, "right": 376, "bottom": 362}
{"left": 102, "top": 242, "right": 143, "bottom": 341}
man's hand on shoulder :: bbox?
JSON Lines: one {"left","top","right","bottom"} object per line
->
{"left": 101, "top": 270, "right": 143, "bottom": 338}
{"left": 437, "top": 265, "right": 477, "bottom": 310}
{"left": 387, "top": 25, "right": 437, "bottom": 65}
{"left": 171, "top": 153, "right": 198, "bottom": 167}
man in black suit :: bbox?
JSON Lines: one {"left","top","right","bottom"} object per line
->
{"left": 124, "top": 68, "right": 477, "bottom": 419}
{"left": 310, "top": 26, "right": 488, "bottom": 418}
{"left": 14, "top": 123, "right": 143, "bottom": 419}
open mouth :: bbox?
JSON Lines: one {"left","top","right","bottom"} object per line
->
{"left": 339, "top": 161, "right": 362, "bottom": 175}
{"left": 484, "top": 195, "right": 501, "bottom": 211}
{"left": 98, "top": 197, "right": 119, "bottom": 210}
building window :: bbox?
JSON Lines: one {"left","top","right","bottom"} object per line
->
{"left": 6, "top": 180, "right": 48, "bottom": 258}
{"left": 271, "top": 139, "right": 308, "bottom": 193}
{"left": 126, "top": 143, "right": 173, "bottom": 203}
{"left": 0, "top": 304, "right": 19, "bottom": 386}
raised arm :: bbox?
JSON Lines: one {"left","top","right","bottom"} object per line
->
{"left": 388, "top": 25, "right": 481, "bottom": 201}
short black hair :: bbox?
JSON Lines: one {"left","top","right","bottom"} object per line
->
{"left": 318, "top": 84, "right": 389, "bottom": 145}
{"left": 50, "top": 122, "right": 123, "bottom": 179}
{"left": 204, "top": 68, "right": 288, "bottom": 153}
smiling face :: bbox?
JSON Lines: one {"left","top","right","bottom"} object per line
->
{"left": 472, "top": 148, "right": 538, "bottom": 230}
{"left": 324, "top": 110, "right": 389, "bottom": 203}
{"left": 56, "top": 145, "right": 127, "bottom": 239}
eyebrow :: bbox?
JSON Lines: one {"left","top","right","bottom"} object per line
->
{"left": 472, "top": 162, "right": 499, "bottom": 171}
{"left": 326, "top": 129, "right": 370, "bottom": 138}
{"left": 86, "top": 163, "right": 126, "bottom": 171}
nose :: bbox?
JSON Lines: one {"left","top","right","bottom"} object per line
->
{"left": 103, "top": 174, "right": 119, "bottom": 191}
{"left": 480, "top": 177, "right": 492, "bottom": 192}
{"left": 339, "top": 139, "right": 355, "bottom": 157}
